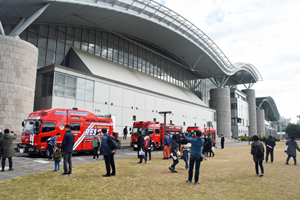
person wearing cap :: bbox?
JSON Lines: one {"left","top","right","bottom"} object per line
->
{"left": 285, "top": 136, "right": 300, "bottom": 165}
{"left": 251, "top": 135, "right": 264, "bottom": 177}
{"left": 0, "top": 129, "right": 17, "bottom": 172}
{"left": 163, "top": 133, "right": 170, "bottom": 159}
{"left": 61, "top": 124, "right": 75, "bottom": 176}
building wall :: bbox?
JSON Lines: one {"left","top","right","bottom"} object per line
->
{"left": 230, "top": 89, "right": 249, "bottom": 137}
{"left": 35, "top": 66, "right": 216, "bottom": 134}
{"left": 0, "top": 35, "right": 38, "bottom": 139}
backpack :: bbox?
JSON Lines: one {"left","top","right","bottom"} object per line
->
{"left": 255, "top": 146, "right": 264, "bottom": 158}
{"left": 144, "top": 135, "right": 150, "bottom": 150}
{"left": 108, "top": 136, "right": 119, "bottom": 150}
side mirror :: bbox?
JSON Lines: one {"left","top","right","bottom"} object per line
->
{"left": 22, "top": 121, "right": 25, "bottom": 127}
{"left": 129, "top": 128, "right": 132, "bottom": 131}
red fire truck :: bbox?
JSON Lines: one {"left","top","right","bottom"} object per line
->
{"left": 186, "top": 126, "right": 216, "bottom": 142}
{"left": 130, "top": 121, "right": 183, "bottom": 150}
{"left": 17, "top": 108, "right": 117, "bottom": 156}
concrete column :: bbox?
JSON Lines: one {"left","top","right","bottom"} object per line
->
{"left": 0, "top": 35, "right": 38, "bottom": 141}
{"left": 256, "top": 109, "right": 265, "bottom": 136}
{"left": 210, "top": 88, "right": 231, "bottom": 138}
{"left": 242, "top": 89, "right": 257, "bottom": 136}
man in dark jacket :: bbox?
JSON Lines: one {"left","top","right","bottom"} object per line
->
{"left": 169, "top": 134, "right": 179, "bottom": 173}
{"left": 264, "top": 135, "right": 276, "bottom": 163}
{"left": 123, "top": 126, "right": 128, "bottom": 140}
{"left": 61, "top": 125, "right": 75, "bottom": 176}
{"left": 137, "top": 130, "right": 147, "bottom": 164}
{"left": 102, "top": 128, "right": 116, "bottom": 177}
{"left": 221, "top": 134, "right": 225, "bottom": 149}
{"left": 0, "top": 129, "right": 17, "bottom": 172}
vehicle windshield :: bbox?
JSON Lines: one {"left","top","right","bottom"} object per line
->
{"left": 23, "top": 120, "right": 40, "bottom": 134}
{"left": 131, "top": 127, "right": 147, "bottom": 136}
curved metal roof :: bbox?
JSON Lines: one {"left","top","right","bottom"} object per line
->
{"left": 0, "top": 0, "right": 262, "bottom": 83}
{"left": 256, "top": 97, "right": 280, "bottom": 122}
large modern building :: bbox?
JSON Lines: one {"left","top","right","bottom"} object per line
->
{"left": 0, "top": 0, "right": 279, "bottom": 141}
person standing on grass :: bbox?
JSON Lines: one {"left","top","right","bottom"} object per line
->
{"left": 251, "top": 135, "right": 264, "bottom": 177}
{"left": 169, "top": 134, "right": 179, "bottom": 173}
{"left": 285, "top": 136, "right": 300, "bottom": 165}
{"left": 163, "top": 133, "right": 170, "bottom": 159}
{"left": 92, "top": 131, "right": 101, "bottom": 160}
{"left": 221, "top": 134, "right": 225, "bottom": 149}
{"left": 185, "top": 130, "right": 204, "bottom": 185}
{"left": 123, "top": 126, "right": 128, "bottom": 140}
{"left": 144, "top": 131, "right": 152, "bottom": 161}
{"left": 203, "top": 135, "right": 211, "bottom": 160}
{"left": 168, "top": 132, "right": 172, "bottom": 158}
{"left": 264, "top": 135, "right": 276, "bottom": 163}
{"left": 208, "top": 133, "right": 215, "bottom": 157}
{"left": 0, "top": 129, "right": 17, "bottom": 172}
{"left": 102, "top": 128, "right": 116, "bottom": 177}
{"left": 179, "top": 133, "right": 190, "bottom": 170}
{"left": 137, "top": 130, "right": 147, "bottom": 164}
{"left": 61, "top": 125, "right": 75, "bottom": 176}
{"left": 52, "top": 144, "right": 63, "bottom": 172}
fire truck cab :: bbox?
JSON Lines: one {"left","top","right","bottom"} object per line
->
{"left": 130, "top": 121, "right": 183, "bottom": 150}
{"left": 17, "top": 108, "right": 115, "bottom": 157}
{"left": 186, "top": 126, "right": 216, "bottom": 142}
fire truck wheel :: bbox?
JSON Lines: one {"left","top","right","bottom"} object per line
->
{"left": 150, "top": 143, "right": 155, "bottom": 151}
{"left": 44, "top": 149, "right": 50, "bottom": 158}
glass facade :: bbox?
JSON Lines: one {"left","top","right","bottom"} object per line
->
{"left": 4, "top": 24, "right": 210, "bottom": 104}
{"left": 53, "top": 72, "right": 94, "bottom": 101}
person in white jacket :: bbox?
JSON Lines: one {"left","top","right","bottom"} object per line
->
{"left": 180, "top": 133, "right": 191, "bottom": 170}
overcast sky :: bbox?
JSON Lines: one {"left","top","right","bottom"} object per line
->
{"left": 154, "top": 0, "right": 300, "bottom": 123}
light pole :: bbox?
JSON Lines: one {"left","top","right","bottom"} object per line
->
{"left": 247, "top": 125, "right": 251, "bottom": 145}
{"left": 159, "top": 111, "right": 172, "bottom": 146}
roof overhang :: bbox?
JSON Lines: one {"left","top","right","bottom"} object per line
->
{"left": 0, "top": 0, "right": 262, "bottom": 84}
{"left": 256, "top": 97, "right": 280, "bottom": 122}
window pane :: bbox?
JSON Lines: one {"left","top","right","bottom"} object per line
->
{"left": 85, "top": 90, "right": 93, "bottom": 101}
{"left": 42, "top": 122, "right": 56, "bottom": 133}
{"left": 38, "top": 36, "right": 47, "bottom": 48}
{"left": 55, "top": 73, "right": 65, "bottom": 85}
{"left": 70, "top": 123, "right": 81, "bottom": 131}
{"left": 46, "top": 51, "right": 55, "bottom": 64}
{"left": 65, "top": 86, "right": 76, "bottom": 98}
{"left": 55, "top": 53, "right": 64, "bottom": 65}
{"left": 76, "top": 89, "right": 85, "bottom": 100}
{"left": 77, "top": 78, "right": 85, "bottom": 89}
{"left": 66, "top": 76, "right": 76, "bottom": 87}
{"left": 85, "top": 80, "right": 94, "bottom": 91}
{"left": 38, "top": 48, "right": 46, "bottom": 61}
{"left": 53, "top": 85, "right": 65, "bottom": 96}
{"left": 57, "top": 42, "right": 65, "bottom": 54}
{"left": 47, "top": 39, "right": 56, "bottom": 52}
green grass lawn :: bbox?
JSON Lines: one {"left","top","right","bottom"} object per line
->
{"left": 0, "top": 142, "right": 299, "bottom": 200}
